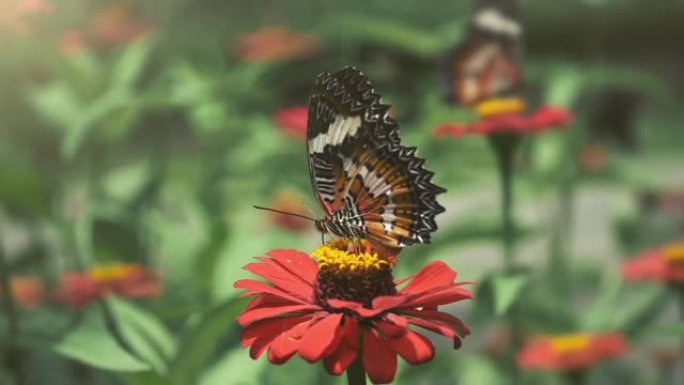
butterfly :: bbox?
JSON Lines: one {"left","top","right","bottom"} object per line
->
{"left": 307, "top": 66, "right": 445, "bottom": 257}
{"left": 445, "top": 0, "right": 523, "bottom": 106}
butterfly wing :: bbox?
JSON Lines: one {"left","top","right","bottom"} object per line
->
{"left": 307, "top": 67, "right": 444, "bottom": 251}
{"left": 307, "top": 67, "right": 399, "bottom": 216}
{"left": 341, "top": 144, "right": 445, "bottom": 250}
{"left": 446, "top": 0, "right": 522, "bottom": 105}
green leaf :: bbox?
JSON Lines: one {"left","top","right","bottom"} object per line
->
{"left": 169, "top": 297, "right": 248, "bottom": 385}
{"left": 612, "top": 285, "right": 667, "bottom": 336}
{"left": 111, "top": 37, "right": 155, "bottom": 90}
{"left": 51, "top": 308, "right": 149, "bottom": 372}
{"left": 645, "top": 323, "right": 684, "bottom": 336}
{"left": 106, "top": 297, "right": 177, "bottom": 375}
{"left": 492, "top": 272, "right": 530, "bottom": 316}
{"left": 199, "top": 347, "right": 269, "bottom": 385}
{"left": 102, "top": 160, "right": 151, "bottom": 203}
{"left": 457, "top": 355, "right": 506, "bottom": 384}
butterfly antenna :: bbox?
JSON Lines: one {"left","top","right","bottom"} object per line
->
{"left": 299, "top": 201, "right": 319, "bottom": 219}
{"left": 252, "top": 205, "right": 316, "bottom": 222}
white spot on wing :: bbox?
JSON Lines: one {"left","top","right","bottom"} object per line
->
{"left": 309, "top": 115, "right": 362, "bottom": 154}
{"left": 474, "top": 8, "right": 521, "bottom": 37}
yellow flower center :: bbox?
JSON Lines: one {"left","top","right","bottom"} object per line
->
{"left": 313, "top": 239, "right": 389, "bottom": 273}
{"left": 90, "top": 264, "right": 136, "bottom": 283}
{"left": 549, "top": 333, "right": 591, "bottom": 354}
{"left": 662, "top": 242, "right": 684, "bottom": 262}
{"left": 476, "top": 97, "right": 527, "bottom": 118}
{"left": 313, "top": 239, "right": 397, "bottom": 309}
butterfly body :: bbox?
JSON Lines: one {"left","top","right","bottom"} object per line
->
{"left": 307, "top": 67, "right": 445, "bottom": 255}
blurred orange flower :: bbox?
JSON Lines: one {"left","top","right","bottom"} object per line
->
{"left": 90, "top": 2, "right": 153, "bottom": 46}
{"left": 0, "top": 276, "right": 45, "bottom": 309}
{"left": 274, "top": 106, "right": 308, "bottom": 139}
{"left": 55, "top": 263, "right": 161, "bottom": 308}
{"left": 234, "top": 25, "right": 320, "bottom": 62}
{"left": 517, "top": 332, "right": 628, "bottom": 371}
{"left": 0, "top": 0, "right": 53, "bottom": 35}
{"left": 622, "top": 242, "right": 684, "bottom": 284}
{"left": 267, "top": 189, "right": 312, "bottom": 232}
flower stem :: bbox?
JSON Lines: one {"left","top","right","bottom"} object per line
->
{"left": 0, "top": 232, "right": 25, "bottom": 385}
{"left": 565, "top": 370, "right": 587, "bottom": 385}
{"left": 346, "top": 356, "right": 367, "bottom": 385}
{"left": 678, "top": 287, "right": 684, "bottom": 383}
{"left": 489, "top": 134, "right": 520, "bottom": 272}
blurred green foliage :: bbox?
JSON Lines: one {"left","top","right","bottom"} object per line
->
{"left": 1, "top": 0, "right": 684, "bottom": 384}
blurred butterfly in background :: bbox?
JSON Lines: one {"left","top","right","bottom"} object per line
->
{"left": 445, "top": 0, "right": 523, "bottom": 106}
{"left": 305, "top": 67, "right": 445, "bottom": 257}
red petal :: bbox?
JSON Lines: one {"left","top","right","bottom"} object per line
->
{"left": 267, "top": 319, "right": 315, "bottom": 364}
{"left": 387, "top": 313, "right": 455, "bottom": 339}
{"left": 243, "top": 259, "right": 314, "bottom": 302}
{"left": 234, "top": 279, "right": 311, "bottom": 304}
{"left": 265, "top": 249, "right": 318, "bottom": 283}
{"left": 298, "top": 313, "right": 344, "bottom": 362}
{"left": 363, "top": 329, "right": 397, "bottom": 384}
{"left": 398, "top": 309, "right": 471, "bottom": 338}
{"left": 327, "top": 299, "right": 384, "bottom": 318}
{"left": 399, "top": 261, "right": 457, "bottom": 294}
{"left": 386, "top": 329, "right": 435, "bottom": 365}
{"left": 241, "top": 314, "right": 313, "bottom": 359}
{"left": 237, "top": 303, "right": 318, "bottom": 326}
{"left": 324, "top": 341, "right": 358, "bottom": 376}
{"left": 398, "top": 285, "right": 473, "bottom": 309}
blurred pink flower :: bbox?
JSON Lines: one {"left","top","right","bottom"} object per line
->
{"left": 55, "top": 263, "right": 161, "bottom": 308}
{"left": 274, "top": 106, "right": 308, "bottom": 139}
{"left": 517, "top": 332, "right": 628, "bottom": 372}
{"left": 234, "top": 25, "right": 320, "bottom": 62}
{"left": 0, "top": 0, "right": 53, "bottom": 35}
{"left": 622, "top": 242, "right": 684, "bottom": 284}
{"left": 0, "top": 276, "right": 45, "bottom": 309}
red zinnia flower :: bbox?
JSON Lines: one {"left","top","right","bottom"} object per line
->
{"left": 274, "top": 106, "right": 308, "bottom": 140}
{"left": 234, "top": 25, "right": 320, "bottom": 62}
{"left": 622, "top": 242, "right": 684, "bottom": 284}
{"left": 517, "top": 332, "right": 628, "bottom": 371}
{"left": 434, "top": 97, "right": 572, "bottom": 138}
{"left": 234, "top": 240, "right": 472, "bottom": 384}
{"left": 0, "top": 276, "right": 45, "bottom": 309}
{"left": 55, "top": 263, "right": 161, "bottom": 308}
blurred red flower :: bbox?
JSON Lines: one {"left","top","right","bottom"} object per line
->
{"left": 55, "top": 263, "right": 161, "bottom": 308}
{"left": 434, "top": 105, "right": 572, "bottom": 138}
{"left": 622, "top": 242, "right": 684, "bottom": 284}
{"left": 274, "top": 106, "right": 308, "bottom": 139}
{"left": 517, "top": 332, "right": 628, "bottom": 371}
{"left": 57, "top": 29, "right": 88, "bottom": 55}
{"left": 0, "top": 0, "right": 53, "bottom": 35}
{"left": 234, "top": 241, "right": 471, "bottom": 384}
{"left": 90, "top": 2, "right": 153, "bottom": 46}
{"left": 234, "top": 25, "right": 320, "bottom": 62}
{"left": 579, "top": 144, "right": 607, "bottom": 172}
{"left": 0, "top": 276, "right": 45, "bottom": 309}
{"left": 267, "top": 189, "right": 312, "bottom": 232}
